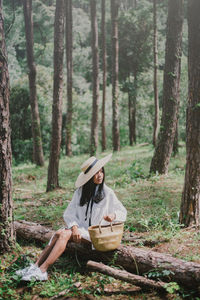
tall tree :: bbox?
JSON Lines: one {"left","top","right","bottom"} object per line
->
{"left": 128, "top": 78, "right": 137, "bottom": 145}
{"left": 179, "top": 0, "right": 200, "bottom": 227}
{"left": 101, "top": 0, "right": 107, "bottom": 152}
{"left": 152, "top": 0, "right": 159, "bottom": 147}
{"left": 23, "top": 0, "right": 44, "bottom": 166}
{"left": 111, "top": 0, "right": 120, "bottom": 151}
{"left": 90, "top": 0, "right": 99, "bottom": 155}
{"left": 150, "top": 0, "right": 183, "bottom": 174}
{"left": 0, "top": 0, "right": 15, "bottom": 252}
{"left": 65, "top": 0, "right": 73, "bottom": 157}
{"left": 47, "top": 0, "right": 64, "bottom": 191}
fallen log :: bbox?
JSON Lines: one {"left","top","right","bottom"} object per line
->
{"left": 87, "top": 260, "right": 166, "bottom": 291}
{"left": 122, "top": 237, "right": 169, "bottom": 247}
{"left": 14, "top": 220, "right": 200, "bottom": 289}
{"left": 14, "top": 220, "right": 54, "bottom": 243}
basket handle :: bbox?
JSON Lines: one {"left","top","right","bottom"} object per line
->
{"left": 99, "top": 217, "right": 113, "bottom": 234}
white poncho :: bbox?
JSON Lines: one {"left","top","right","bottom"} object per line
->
{"left": 63, "top": 183, "right": 127, "bottom": 241}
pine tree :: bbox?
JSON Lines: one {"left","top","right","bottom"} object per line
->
{"left": 179, "top": 0, "right": 200, "bottom": 227}
{"left": 65, "top": 0, "right": 73, "bottom": 157}
{"left": 23, "top": 0, "right": 44, "bottom": 166}
{"left": 47, "top": 0, "right": 64, "bottom": 191}
{"left": 0, "top": 0, "right": 15, "bottom": 252}
{"left": 111, "top": 0, "right": 120, "bottom": 151}
{"left": 150, "top": 0, "right": 183, "bottom": 174}
{"left": 90, "top": 0, "right": 99, "bottom": 155}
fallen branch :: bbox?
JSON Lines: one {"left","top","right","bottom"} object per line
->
{"left": 87, "top": 260, "right": 166, "bottom": 291}
{"left": 14, "top": 220, "right": 200, "bottom": 289}
{"left": 49, "top": 289, "right": 70, "bottom": 300}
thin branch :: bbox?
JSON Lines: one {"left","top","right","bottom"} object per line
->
{"left": 5, "top": 0, "right": 15, "bottom": 37}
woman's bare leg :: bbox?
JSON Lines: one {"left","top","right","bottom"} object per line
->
{"left": 36, "top": 234, "right": 58, "bottom": 267}
{"left": 39, "top": 229, "right": 72, "bottom": 273}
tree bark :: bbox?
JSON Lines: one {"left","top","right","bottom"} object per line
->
{"left": 47, "top": 0, "right": 64, "bottom": 191}
{"left": 128, "top": 92, "right": 132, "bottom": 145}
{"left": 128, "top": 76, "right": 137, "bottom": 146}
{"left": 111, "top": 0, "right": 120, "bottom": 152}
{"left": 65, "top": 0, "right": 73, "bottom": 157}
{"left": 179, "top": 0, "right": 200, "bottom": 227}
{"left": 14, "top": 221, "right": 200, "bottom": 289}
{"left": 87, "top": 260, "right": 166, "bottom": 291}
{"left": 0, "top": 1, "right": 15, "bottom": 252}
{"left": 152, "top": 0, "right": 159, "bottom": 147}
{"left": 172, "top": 120, "right": 179, "bottom": 156}
{"left": 101, "top": 0, "right": 107, "bottom": 152}
{"left": 128, "top": 93, "right": 136, "bottom": 146}
{"left": 23, "top": 0, "right": 44, "bottom": 166}
{"left": 90, "top": 0, "right": 99, "bottom": 156}
{"left": 150, "top": 0, "right": 183, "bottom": 174}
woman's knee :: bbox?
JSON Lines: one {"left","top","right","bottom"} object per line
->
{"left": 56, "top": 228, "right": 71, "bottom": 241}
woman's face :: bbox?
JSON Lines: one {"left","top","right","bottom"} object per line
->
{"left": 93, "top": 168, "right": 104, "bottom": 185}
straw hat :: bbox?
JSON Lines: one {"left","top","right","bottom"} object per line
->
{"left": 75, "top": 153, "right": 112, "bottom": 188}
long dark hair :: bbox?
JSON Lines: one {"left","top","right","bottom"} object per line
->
{"left": 80, "top": 167, "right": 105, "bottom": 206}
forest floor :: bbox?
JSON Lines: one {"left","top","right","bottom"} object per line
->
{"left": 1, "top": 144, "right": 200, "bottom": 300}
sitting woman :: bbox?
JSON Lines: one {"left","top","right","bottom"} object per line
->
{"left": 17, "top": 153, "right": 127, "bottom": 281}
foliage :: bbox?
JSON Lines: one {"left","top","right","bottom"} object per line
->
{"left": 118, "top": 1, "right": 153, "bottom": 82}
{"left": 10, "top": 84, "right": 53, "bottom": 164}
{"left": 2, "top": 0, "right": 189, "bottom": 162}
{"left": 164, "top": 282, "right": 180, "bottom": 294}
{"left": 10, "top": 86, "right": 33, "bottom": 163}
{"left": 147, "top": 268, "right": 175, "bottom": 280}
{"left": 4, "top": 0, "right": 25, "bottom": 83}
{"left": 127, "top": 160, "right": 146, "bottom": 181}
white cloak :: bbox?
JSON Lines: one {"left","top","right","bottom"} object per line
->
{"left": 63, "top": 183, "right": 127, "bottom": 241}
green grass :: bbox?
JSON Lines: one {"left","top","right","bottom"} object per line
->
{"left": 1, "top": 144, "right": 200, "bottom": 299}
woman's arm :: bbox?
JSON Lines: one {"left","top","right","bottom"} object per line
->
{"left": 71, "top": 225, "right": 81, "bottom": 243}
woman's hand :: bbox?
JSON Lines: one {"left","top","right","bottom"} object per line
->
{"left": 104, "top": 213, "right": 116, "bottom": 222}
{"left": 71, "top": 226, "right": 81, "bottom": 243}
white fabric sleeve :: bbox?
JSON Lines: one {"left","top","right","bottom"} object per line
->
{"left": 108, "top": 190, "right": 127, "bottom": 222}
{"left": 63, "top": 189, "right": 80, "bottom": 229}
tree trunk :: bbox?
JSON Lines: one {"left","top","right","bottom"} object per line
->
{"left": 14, "top": 221, "right": 200, "bottom": 290}
{"left": 47, "top": 0, "right": 64, "bottom": 192}
{"left": 87, "top": 261, "right": 166, "bottom": 291}
{"left": 65, "top": 0, "right": 73, "bottom": 157}
{"left": 128, "top": 92, "right": 136, "bottom": 146}
{"left": 129, "top": 76, "right": 137, "bottom": 145}
{"left": 101, "top": 0, "right": 107, "bottom": 152}
{"left": 128, "top": 75, "right": 137, "bottom": 146}
{"left": 150, "top": 0, "right": 183, "bottom": 174}
{"left": 152, "top": 0, "right": 159, "bottom": 147}
{"left": 179, "top": 0, "right": 200, "bottom": 227}
{"left": 0, "top": 1, "right": 15, "bottom": 252}
{"left": 23, "top": 0, "right": 44, "bottom": 166}
{"left": 111, "top": 0, "right": 120, "bottom": 152}
{"left": 90, "top": 0, "right": 99, "bottom": 156}
{"left": 128, "top": 91, "right": 133, "bottom": 145}
{"left": 173, "top": 120, "right": 179, "bottom": 156}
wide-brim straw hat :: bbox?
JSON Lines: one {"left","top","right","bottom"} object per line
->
{"left": 75, "top": 153, "right": 112, "bottom": 188}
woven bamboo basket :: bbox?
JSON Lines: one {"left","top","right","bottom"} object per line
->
{"left": 88, "top": 221, "right": 124, "bottom": 252}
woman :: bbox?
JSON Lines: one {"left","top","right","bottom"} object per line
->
{"left": 17, "top": 153, "right": 127, "bottom": 281}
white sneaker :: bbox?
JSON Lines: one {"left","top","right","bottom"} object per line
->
{"left": 15, "top": 263, "right": 35, "bottom": 276}
{"left": 22, "top": 266, "right": 48, "bottom": 281}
